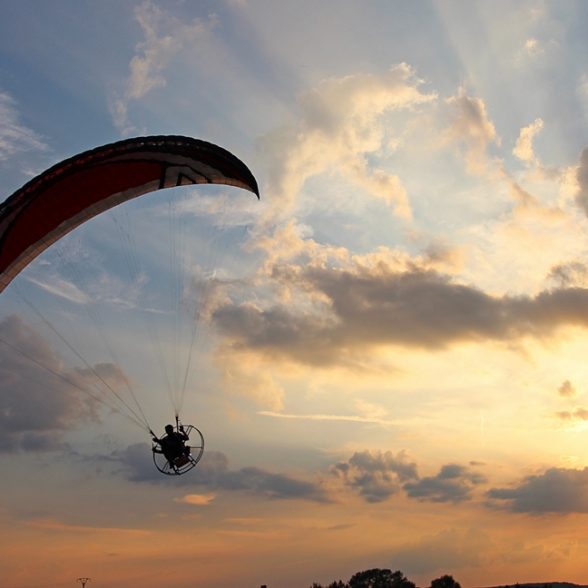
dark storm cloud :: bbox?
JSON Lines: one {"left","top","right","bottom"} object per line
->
{"left": 114, "top": 443, "right": 329, "bottom": 502}
{"left": 213, "top": 265, "right": 588, "bottom": 366}
{"left": 332, "top": 450, "right": 418, "bottom": 502}
{"left": 0, "top": 315, "right": 99, "bottom": 451}
{"left": 487, "top": 467, "right": 588, "bottom": 513}
{"left": 575, "top": 147, "right": 588, "bottom": 217}
{"left": 403, "top": 463, "right": 486, "bottom": 503}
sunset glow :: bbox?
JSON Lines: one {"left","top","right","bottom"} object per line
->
{"left": 2, "top": 2, "right": 588, "bottom": 588}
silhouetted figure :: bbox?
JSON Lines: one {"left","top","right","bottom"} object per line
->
{"left": 152, "top": 424, "right": 189, "bottom": 466}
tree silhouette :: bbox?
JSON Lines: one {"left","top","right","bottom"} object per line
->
{"left": 348, "top": 568, "right": 415, "bottom": 588}
{"left": 310, "top": 580, "right": 347, "bottom": 588}
{"left": 430, "top": 575, "right": 461, "bottom": 588}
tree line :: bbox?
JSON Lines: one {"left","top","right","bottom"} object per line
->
{"left": 309, "top": 568, "right": 461, "bottom": 588}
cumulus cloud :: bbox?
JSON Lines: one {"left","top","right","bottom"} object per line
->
{"left": 443, "top": 87, "right": 499, "bottom": 175}
{"left": 332, "top": 450, "right": 418, "bottom": 503}
{"left": 0, "top": 315, "right": 101, "bottom": 451}
{"left": 403, "top": 463, "right": 486, "bottom": 503}
{"left": 260, "top": 63, "right": 436, "bottom": 222}
{"left": 111, "top": 1, "right": 217, "bottom": 134}
{"left": 113, "top": 443, "right": 329, "bottom": 502}
{"left": 0, "top": 91, "right": 47, "bottom": 161}
{"left": 513, "top": 118, "right": 544, "bottom": 164}
{"left": 332, "top": 451, "right": 484, "bottom": 504}
{"left": 488, "top": 467, "right": 588, "bottom": 513}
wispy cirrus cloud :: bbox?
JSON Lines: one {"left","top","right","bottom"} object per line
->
{"left": 23, "top": 516, "right": 151, "bottom": 536}
{"left": 0, "top": 91, "right": 47, "bottom": 161}
{"left": 26, "top": 276, "right": 90, "bottom": 305}
{"left": 258, "top": 410, "right": 398, "bottom": 427}
{"left": 111, "top": 1, "right": 217, "bottom": 134}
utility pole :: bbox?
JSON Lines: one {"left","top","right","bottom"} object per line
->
{"left": 77, "top": 578, "right": 91, "bottom": 588}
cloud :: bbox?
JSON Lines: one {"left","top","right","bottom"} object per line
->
{"left": 443, "top": 87, "right": 499, "bottom": 175}
{"left": 212, "top": 245, "right": 588, "bottom": 368}
{"left": 258, "top": 410, "right": 397, "bottom": 427}
{"left": 523, "top": 38, "right": 544, "bottom": 58}
{"left": 513, "top": 118, "right": 544, "bottom": 164}
{"left": 113, "top": 443, "right": 329, "bottom": 502}
{"left": 23, "top": 516, "right": 150, "bottom": 536}
{"left": 332, "top": 451, "right": 485, "bottom": 504}
{"left": 332, "top": 450, "right": 418, "bottom": 502}
{"left": 174, "top": 493, "right": 216, "bottom": 506}
{"left": 111, "top": 1, "right": 217, "bottom": 134}
{"left": 488, "top": 467, "right": 588, "bottom": 513}
{"left": 260, "top": 63, "right": 436, "bottom": 222}
{"left": 558, "top": 380, "right": 576, "bottom": 398}
{"left": 0, "top": 315, "right": 101, "bottom": 452}
{"left": 548, "top": 261, "right": 588, "bottom": 288}
{"left": 403, "top": 463, "right": 486, "bottom": 503}
{"left": 575, "top": 148, "right": 588, "bottom": 217}
{"left": 26, "top": 276, "right": 90, "bottom": 305}
{"left": 556, "top": 407, "right": 588, "bottom": 421}
{"left": 0, "top": 91, "right": 47, "bottom": 161}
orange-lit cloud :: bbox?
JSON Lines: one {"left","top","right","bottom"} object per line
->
{"left": 23, "top": 516, "right": 151, "bottom": 536}
{"left": 558, "top": 380, "right": 577, "bottom": 398}
{"left": 443, "top": 88, "right": 500, "bottom": 176}
{"left": 513, "top": 118, "right": 544, "bottom": 165}
{"left": 174, "top": 493, "right": 216, "bottom": 505}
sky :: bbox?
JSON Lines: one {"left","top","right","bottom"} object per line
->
{"left": 2, "top": 1, "right": 588, "bottom": 587}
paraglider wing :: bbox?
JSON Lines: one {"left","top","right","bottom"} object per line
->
{"left": 0, "top": 135, "right": 260, "bottom": 293}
